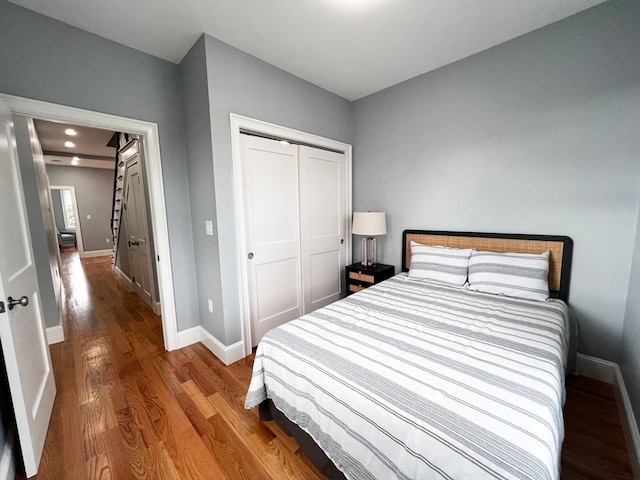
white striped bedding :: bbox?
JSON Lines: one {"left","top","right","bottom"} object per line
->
{"left": 245, "top": 274, "right": 573, "bottom": 480}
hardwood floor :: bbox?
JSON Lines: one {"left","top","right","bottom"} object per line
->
{"left": 17, "top": 252, "right": 634, "bottom": 479}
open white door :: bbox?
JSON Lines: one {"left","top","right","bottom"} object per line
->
{"left": 122, "top": 141, "right": 154, "bottom": 309}
{"left": 0, "top": 100, "right": 56, "bottom": 477}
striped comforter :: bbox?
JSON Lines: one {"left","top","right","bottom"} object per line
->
{"left": 245, "top": 274, "right": 573, "bottom": 480}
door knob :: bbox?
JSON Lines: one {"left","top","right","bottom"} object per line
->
{"left": 248, "top": 252, "right": 254, "bottom": 259}
{"left": 341, "top": 239, "right": 345, "bottom": 244}
{"left": 7, "top": 296, "right": 29, "bottom": 310}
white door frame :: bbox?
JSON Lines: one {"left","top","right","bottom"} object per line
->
{"left": 49, "top": 185, "right": 85, "bottom": 256}
{"left": 229, "top": 113, "right": 353, "bottom": 356}
{"left": 1, "top": 93, "right": 179, "bottom": 351}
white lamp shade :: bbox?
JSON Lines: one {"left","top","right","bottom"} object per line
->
{"left": 352, "top": 212, "right": 386, "bottom": 236}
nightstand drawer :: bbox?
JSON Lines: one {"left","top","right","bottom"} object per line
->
{"left": 348, "top": 271, "right": 374, "bottom": 283}
{"left": 345, "top": 263, "right": 394, "bottom": 296}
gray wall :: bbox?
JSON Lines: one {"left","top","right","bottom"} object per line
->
{"left": 50, "top": 190, "right": 66, "bottom": 231}
{"left": 180, "top": 37, "right": 225, "bottom": 340}
{"left": 620, "top": 205, "right": 640, "bottom": 432}
{"left": 47, "top": 166, "right": 113, "bottom": 252}
{"left": 0, "top": 0, "right": 199, "bottom": 331}
{"left": 179, "top": 34, "right": 353, "bottom": 345}
{"left": 14, "top": 115, "right": 61, "bottom": 329}
{"left": 352, "top": 0, "right": 640, "bottom": 361}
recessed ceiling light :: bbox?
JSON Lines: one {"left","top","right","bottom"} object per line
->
{"left": 65, "top": 128, "right": 77, "bottom": 136}
{"left": 64, "top": 141, "right": 75, "bottom": 148}
{"left": 71, "top": 156, "right": 80, "bottom": 166}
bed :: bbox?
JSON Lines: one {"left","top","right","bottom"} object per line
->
{"left": 245, "top": 230, "right": 575, "bottom": 480}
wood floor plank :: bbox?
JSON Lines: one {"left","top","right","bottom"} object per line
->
{"left": 147, "top": 441, "right": 181, "bottom": 480}
{"left": 115, "top": 407, "right": 155, "bottom": 480}
{"left": 101, "top": 428, "right": 134, "bottom": 480}
{"left": 182, "top": 378, "right": 218, "bottom": 418}
{"left": 207, "top": 392, "right": 326, "bottom": 480}
{"left": 79, "top": 400, "right": 110, "bottom": 460}
{"left": 202, "top": 413, "right": 273, "bottom": 480}
{"left": 16, "top": 251, "right": 635, "bottom": 480}
{"left": 85, "top": 453, "right": 112, "bottom": 480}
{"left": 121, "top": 379, "right": 162, "bottom": 448}
{"left": 60, "top": 365, "right": 85, "bottom": 480}
{"left": 175, "top": 390, "right": 213, "bottom": 436}
{"left": 157, "top": 425, "right": 226, "bottom": 480}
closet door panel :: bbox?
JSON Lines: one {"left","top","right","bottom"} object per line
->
{"left": 310, "top": 250, "right": 341, "bottom": 303}
{"left": 250, "top": 152, "right": 298, "bottom": 246}
{"left": 300, "top": 146, "right": 347, "bottom": 313}
{"left": 255, "top": 258, "right": 300, "bottom": 320}
{"left": 241, "top": 135, "right": 302, "bottom": 346}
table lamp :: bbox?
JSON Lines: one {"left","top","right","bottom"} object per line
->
{"left": 352, "top": 212, "right": 386, "bottom": 267}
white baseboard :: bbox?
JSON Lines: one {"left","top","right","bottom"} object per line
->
{"left": 113, "top": 265, "right": 132, "bottom": 287}
{"left": 577, "top": 353, "right": 640, "bottom": 475}
{"left": 577, "top": 353, "right": 616, "bottom": 383}
{"left": 176, "top": 326, "right": 201, "bottom": 348}
{"left": 46, "top": 324, "right": 65, "bottom": 345}
{"left": 199, "top": 328, "right": 245, "bottom": 366}
{"left": 80, "top": 249, "right": 112, "bottom": 258}
{"left": 0, "top": 425, "right": 16, "bottom": 480}
{"left": 176, "top": 326, "right": 245, "bottom": 366}
{"left": 614, "top": 365, "right": 640, "bottom": 478}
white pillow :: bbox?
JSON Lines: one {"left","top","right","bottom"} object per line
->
{"left": 468, "top": 250, "right": 550, "bottom": 301}
{"left": 408, "top": 241, "right": 474, "bottom": 287}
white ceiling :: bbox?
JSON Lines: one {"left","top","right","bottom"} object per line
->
{"left": 34, "top": 119, "right": 116, "bottom": 169}
{"left": 10, "top": 0, "right": 605, "bottom": 101}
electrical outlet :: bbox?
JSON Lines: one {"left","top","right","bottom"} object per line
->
{"left": 106, "top": 238, "right": 110, "bottom": 244}
{"left": 205, "top": 220, "right": 213, "bottom": 236}
{"left": 208, "top": 299, "right": 213, "bottom": 313}
{"left": 86, "top": 214, "right": 91, "bottom": 220}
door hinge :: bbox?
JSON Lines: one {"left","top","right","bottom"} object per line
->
{"left": 0, "top": 301, "right": 5, "bottom": 313}
{"left": 157, "top": 255, "right": 159, "bottom": 261}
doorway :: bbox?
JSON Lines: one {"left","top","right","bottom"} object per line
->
{"left": 49, "top": 185, "right": 83, "bottom": 254}
{"left": 1, "top": 93, "right": 179, "bottom": 350}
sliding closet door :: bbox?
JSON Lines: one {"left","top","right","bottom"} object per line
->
{"left": 241, "top": 135, "right": 303, "bottom": 345}
{"left": 299, "top": 146, "right": 347, "bottom": 313}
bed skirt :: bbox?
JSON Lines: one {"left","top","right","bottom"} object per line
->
{"left": 259, "top": 399, "right": 346, "bottom": 480}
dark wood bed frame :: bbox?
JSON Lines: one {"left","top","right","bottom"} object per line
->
{"left": 260, "top": 229, "right": 574, "bottom": 479}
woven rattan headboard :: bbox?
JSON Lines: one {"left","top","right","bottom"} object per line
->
{"left": 402, "top": 230, "right": 573, "bottom": 301}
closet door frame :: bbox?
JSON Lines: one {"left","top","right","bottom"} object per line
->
{"left": 230, "top": 114, "right": 353, "bottom": 357}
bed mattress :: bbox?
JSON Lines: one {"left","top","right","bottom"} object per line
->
{"left": 245, "top": 274, "right": 574, "bottom": 480}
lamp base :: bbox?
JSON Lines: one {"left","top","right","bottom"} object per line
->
{"left": 361, "top": 236, "right": 377, "bottom": 267}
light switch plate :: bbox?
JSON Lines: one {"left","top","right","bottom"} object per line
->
{"left": 205, "top": 220, "right": 213, "bottom": 236}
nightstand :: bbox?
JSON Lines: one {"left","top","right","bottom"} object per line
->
{"left": 346, "top": 263, "right": 395, "bottom": 296}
